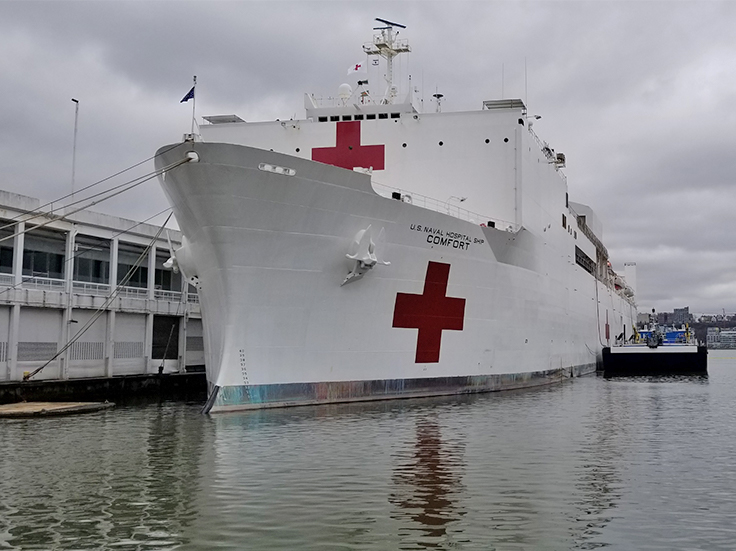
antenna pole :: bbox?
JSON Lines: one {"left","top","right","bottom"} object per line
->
{"left": 71, "top": 98, "right": 79, "bottom": 204}
{"left": 501, "top": 63, "right": 505, "bottom": 99}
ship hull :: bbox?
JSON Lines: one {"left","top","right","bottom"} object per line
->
{"left": 157, "top": 142, "right": 632, "bottom": 413}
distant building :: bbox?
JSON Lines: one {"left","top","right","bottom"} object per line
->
{"left": 650, "top": 307, "right": 693, "bottom": 326}
{"left": 673, "top": 307, "right": 692, "bottom": 325}
{"left": 706, "top": 327, "right": 736, "bottom": 349}
{"left": 707, "top": 327, "right": 720, "bottom": 347}
{"left": 720, "top": 330, "right": 736, "bottom": 348}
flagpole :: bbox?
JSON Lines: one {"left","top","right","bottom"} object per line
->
{"left": 191, "top": 75, "right": 197, "bottom": 135}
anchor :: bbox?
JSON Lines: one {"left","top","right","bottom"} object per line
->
{"left": 341, "top": 225, "right": 390, "bottom": 286}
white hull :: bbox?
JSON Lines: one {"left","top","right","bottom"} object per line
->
{"left": 156, "top": 142, "right": 635, "bottom": 412}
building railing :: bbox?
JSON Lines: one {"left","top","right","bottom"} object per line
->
{"left": 73, "top": 281, "right": 111, "bottom": 296}
{"left": 117, "top": 286, "right": 149, "bottom": 299}
{"left": 2, "top": 272, "right": 199, "bottom": 306}
{"left": 21, "top": 276, "right": 66, "bottom": 291}
{"left": 154, "top": 289, "right": 182, "bottom": 302}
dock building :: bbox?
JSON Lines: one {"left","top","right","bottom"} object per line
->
{"left": 0, "top": 190, "right": 202, "bottom": 383}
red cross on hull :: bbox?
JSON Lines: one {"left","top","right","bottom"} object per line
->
{"left": 312, "top": 121, "right": 385, "bottom": 170}
{"left": 392, "top": 262, "right": 466, "bottom": 363}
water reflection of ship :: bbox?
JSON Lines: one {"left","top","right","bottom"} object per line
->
{"left": 572, "top": 384, "right": 627, "bottom": 546}
{"left": 390, "top": 418, "right": 466, "bottom": 547}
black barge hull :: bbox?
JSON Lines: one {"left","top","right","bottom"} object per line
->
{"left": 602, "top": 346, "right": 708, "bottom": 377}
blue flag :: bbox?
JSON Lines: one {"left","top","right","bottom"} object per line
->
{"left": 180, "top": 86, "right": 195, "bottom": 103}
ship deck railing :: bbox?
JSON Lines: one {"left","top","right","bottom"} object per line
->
{"left": 527, "top": 126, "right": 567, "bottom": 185}
{"left": 371, "top": 181, "right": 519, "bottom": 232}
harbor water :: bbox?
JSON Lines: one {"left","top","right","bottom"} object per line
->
{"left": 2, "top": 352, "right": 736, "bottom": 550}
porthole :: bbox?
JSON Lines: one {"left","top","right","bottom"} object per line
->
{"left": 439, "top": 141, "right": 444, "bottom": 146}
{"left": 504, "top": 138, "right": 509, "bottom": 143}
{"left": 485, "top": 139, "right": 490, "bottom": 144}
{"left": 402, "top": 143, "right": 407, "bottom": 148}
{"left": 295, "top": 148, "right": 300, "bottom": 153}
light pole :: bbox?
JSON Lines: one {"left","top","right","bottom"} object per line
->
{"left": 71, "top": 98, "right": 79, "bottom": 204}
{"left": 445, "top": 195, "right": 467, "bottom": 215}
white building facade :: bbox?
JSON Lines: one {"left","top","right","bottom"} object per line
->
{"left": 0, "top": 190, "right": 202, "bottom": 382}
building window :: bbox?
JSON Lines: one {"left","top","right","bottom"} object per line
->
{"left": 22, "top": 250, "right": 65, "bottom": 279}
{"left": 562, "top": 214, "right": 567, "bottom": 229}
{"left": 74, "top": 257, "right": 110, "bottom": 284}
{"left": 118, "top": 264, "right": 148, "bottom": 288}
{"left": 0, "top": 246, "right": 12, "bottom": 274}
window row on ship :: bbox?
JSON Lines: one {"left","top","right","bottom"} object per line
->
{"left": 317, "top": 112, "right": 403, "bottom": 122}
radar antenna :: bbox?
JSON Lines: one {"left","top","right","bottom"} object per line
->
{"left": 374, "top": 18, "right": 406, "bottom": 29}
{"left": 363, "top": 18, "right": 411, "bottom": 104}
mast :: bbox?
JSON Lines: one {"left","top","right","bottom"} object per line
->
{"left": 363, "top": 18, "right": 411, "bottom": 105}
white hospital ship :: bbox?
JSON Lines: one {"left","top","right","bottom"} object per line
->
{"left": 157, "top": 20, "right": 637, "bottom": 412}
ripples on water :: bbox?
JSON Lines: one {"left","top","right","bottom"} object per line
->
{"left": 2, "top": 352, "right": 736, "bottom": 550}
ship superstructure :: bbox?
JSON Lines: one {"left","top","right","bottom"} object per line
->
{"left": 157, "top": 20, "right": 636, "bottom": 412}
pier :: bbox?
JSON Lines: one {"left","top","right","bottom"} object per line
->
{"left": 0, "top": 190, "right": 205, "bottom": 403}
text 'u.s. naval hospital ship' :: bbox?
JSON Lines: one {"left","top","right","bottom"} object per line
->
{"left": 157, "top": 19, "right": 637, "bottom": 413}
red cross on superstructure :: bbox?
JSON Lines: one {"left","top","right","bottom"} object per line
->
{"left": 312, "top": 121, "right": 385, "bottom": 171}
{"left": 392, "top": 261, "right": 466, "bottom": 363}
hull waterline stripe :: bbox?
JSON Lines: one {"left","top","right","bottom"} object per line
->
{"left": 208, "top": 364, "right": 596, "bottom": 413}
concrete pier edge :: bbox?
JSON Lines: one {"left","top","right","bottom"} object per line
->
{"left": 0, "top": 372, "right": 207, "bottom": 405}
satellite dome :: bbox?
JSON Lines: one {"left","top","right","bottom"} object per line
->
{"left": 338, "top": 83, "right": 353, "bottom": 100}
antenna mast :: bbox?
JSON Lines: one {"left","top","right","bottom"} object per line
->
{"left": 363, "top": 18, "right": 411, "bottom": 104}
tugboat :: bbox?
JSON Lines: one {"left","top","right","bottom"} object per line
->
{"left": 602, "top": 309, "right": 707, "bottom": 377}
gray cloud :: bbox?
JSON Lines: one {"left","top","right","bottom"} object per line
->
{"left": 1, "top": 0, "right": 735, "bottom": 314}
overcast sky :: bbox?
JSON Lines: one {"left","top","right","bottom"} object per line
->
{"left": 1, "top": 0, "right": 735, "bottom": 315}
